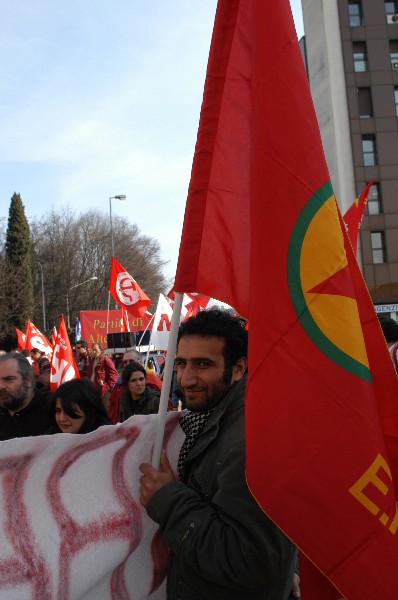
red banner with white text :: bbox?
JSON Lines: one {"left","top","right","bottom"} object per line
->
{"left": 80, "top": 310, "right": 152, "bottom": 348}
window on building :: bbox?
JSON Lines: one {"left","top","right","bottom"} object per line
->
{"left": 362, "top": 135, "right": 377, "bottom": 166}
{"left": 385, "top": 1, "right": 398, "bottom": 14}
{"left": 353, "top": 42, "right": 368, "bottom": 72}
{"left": 349, "top": 1, "right": 363, "bottom": 26}
{"left": 390, "top": 40, "right": 398, "bottom": 69}
{"left": 371, "top": 232, "right": 386, "bottom": 263}
{"left": 395, "top": 87, "right": 398, "bottom": 116}
{"left": 367, "top": 182, "right": 382, "bottom": 215}
{"left": 358, "top": 87, "right": 373, "bottom": 118}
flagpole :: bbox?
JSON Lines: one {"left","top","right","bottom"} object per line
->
{"left": 137, "top": 313, "right": 155, "bottom": 348}
{"left": 152, "top": 292, "right": 183, "bottom": 468}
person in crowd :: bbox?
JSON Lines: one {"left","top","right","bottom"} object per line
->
{"left": 30, "top": 347, "right": 51, "bottom": 389}
{"left": 75, "top": 340, "right": 90, "bottom": 378}
{"left": 0, "top": 352, "right": 52, "bottom": 440}
{"left": 87, "top": 342, "right": 118, "bottom": 405}
{"left": 119, "top": 361, "right": 160, "bottom": 422}
{"left": 379, "top": 315, "right": 398, "bottom": 372}
{"left": 108, "top": 349, "right": 162, "bottom": 423}
{"left": 139, "top": 309, "right": 298, "bottom": 600}
{"left": 47, "top": 378, "right": 111, "bottom": 434}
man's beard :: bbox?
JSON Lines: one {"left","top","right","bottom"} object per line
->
{"left": 0, "top": 381, "right": 28, "bottom": 412}
{"left": 184, "top": 378, "right": 233, "bottom": 413}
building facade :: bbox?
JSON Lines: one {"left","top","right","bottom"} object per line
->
{"left": 301, "top": 0, "right": 398, "bottom": 317}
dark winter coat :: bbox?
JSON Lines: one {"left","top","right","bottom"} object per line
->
{"left": 119, "top": 387, "right": 160, "bottom": 422}
{"left": 0, "top": 389, "right": 52, "bottom": 441}
{"left": 147, "top": 376, "right": 297, "bottom": 600}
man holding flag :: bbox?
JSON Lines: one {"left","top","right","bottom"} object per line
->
{"left": 139, "top": 309, "right": 297, "bottom": 600}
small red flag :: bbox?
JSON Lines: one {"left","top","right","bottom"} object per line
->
{"left": 51, "top": 326, "right": 57, "bottom": 348}
{"left": 24, "top": 320, "right": 53, "bottom": 357}
{"left": 50, "top": 315, "right": 79, "bottom": 391}
{"left": 15, "top": 328, "right": 26, "bottom": 350}
{"left": 120, "top": 307, "right": 130, "bottom": 332}
{"left": 109, "top": 257, "right": 151, "bottom": 319}
{"left": 343, "top": 180, "right": 374, "bottom": 253}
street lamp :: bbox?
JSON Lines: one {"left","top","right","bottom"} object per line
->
{"left": 66, "top": 276, "right": 98, "bottom": 330}
{"left": 109, "top": 194, "right": 127, "bottom": 258}
{"left": 37, "top": 262, "right": 46, "bottom": 332}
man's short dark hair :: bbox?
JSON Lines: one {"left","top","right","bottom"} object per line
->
{"left": 121, "top": 361, "right": 147, "bottom": 386}
{"left": 0, "top": 352, "right": 34, "bottom": 381}
{"left": 379, "top": 316, "right": 398, "bottom": 343}
{"left": 76, "top": 340, "right": 88, "bottom": 349}
{"left": 177, "top": 309, "right": 248, "bottom": 375}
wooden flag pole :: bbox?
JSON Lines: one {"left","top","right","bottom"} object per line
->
{"left": 152, "top": 292, "right": 183, "bottom": 468}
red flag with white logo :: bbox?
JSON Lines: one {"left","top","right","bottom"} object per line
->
{"left": 50, "top": 315, "right": 79, "bottom": 391}
{"left": 109, "top": 257, "right": 151, "bottom": 319}
{"left": 24, "top": 320, "right": 53, "bottom": 357}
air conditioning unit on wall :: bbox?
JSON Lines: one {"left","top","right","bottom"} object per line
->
{"left": 387, "top": 13, "right": 398, "bottom": 24}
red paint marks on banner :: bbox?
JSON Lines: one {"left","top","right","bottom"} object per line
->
{"left": 0, "top": 453, "right": 52, "bottom": 599}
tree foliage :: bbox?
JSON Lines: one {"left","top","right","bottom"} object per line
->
{"left": 3, "top": 193, "right": 34, "bottom": 334}
{"left": 30, "top": 208, "right": 169, "bottom": 331}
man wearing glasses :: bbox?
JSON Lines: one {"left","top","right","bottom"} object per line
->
{"left": 75, "top": 340, "right": 90, "bottom": 378}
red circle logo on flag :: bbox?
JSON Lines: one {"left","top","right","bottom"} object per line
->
{"left": 287, "top": 182, "right": 371, "bottom": 381}
{"left": 116, "top": 272, "right": 140, "bottom": 306}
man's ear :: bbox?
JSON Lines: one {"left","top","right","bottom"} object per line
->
{"left": 231, "top": 357, "right": 247, "bottom": 383}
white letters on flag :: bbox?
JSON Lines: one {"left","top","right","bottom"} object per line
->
{"left": 50, "top": 315, "right": 79, "bottom": 391}
{"left": 24, "top": 320, "right": 53, "bottom": 356}
{"left": 0, "top": 412, "right": 184, "bottom": 599}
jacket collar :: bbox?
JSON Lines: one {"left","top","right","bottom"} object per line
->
{"left": 183, "top": 374, "right": 247, "bottom": 463}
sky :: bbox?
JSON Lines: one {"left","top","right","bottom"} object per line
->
{"left": 0, "top": 1, "right": 304, "bottom": 282}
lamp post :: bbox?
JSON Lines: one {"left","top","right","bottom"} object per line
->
{"left": 37, "top": 262, "right": 46, "bottom": 332}
{"left": 66, "top": 276, "right": 98, "bottom": 330}
{"left": 109, "top": 194, "right": 127, "bottom": 258}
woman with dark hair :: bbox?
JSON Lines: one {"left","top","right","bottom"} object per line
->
{"left": 119, "top": 361, "right": 160, "bottom": 422}
{"left": 48, "top": 378, "right": 111, "bottom": 434}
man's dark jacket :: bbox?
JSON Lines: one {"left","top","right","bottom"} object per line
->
{"left": 147, "top": 376, "right": 297, "bottom": 600}
{"left": 0, "top": 390, "right": 52, "bottom": 441}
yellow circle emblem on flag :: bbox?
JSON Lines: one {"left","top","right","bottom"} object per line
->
{"left": 287, "top": 182, "right": 370, "bottom": 381}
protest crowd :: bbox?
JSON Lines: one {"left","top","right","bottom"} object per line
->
{"left": 0, "top": 308, "right": 301, "bottom": 599}
{"left": 3, "top": 0, "right": 398, "bottom": 598}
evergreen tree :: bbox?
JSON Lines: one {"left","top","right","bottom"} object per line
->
{"left": 4, "top": 192, "right": 34, "bottom": 331}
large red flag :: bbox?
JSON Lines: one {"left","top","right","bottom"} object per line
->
{"left": 174, "top": 1, "right": 398, "bottom": 598}
{"left": 343, "top": 180, "right": 374, "bottom": 253}
{"left": 50, "top": 315, "right": 79, "bottom": 391}
{"left": 24, "top": 320, "right": 53, "bottom": 357}
{"left": 109, "top": 257, "right": 151, "bottom": 319}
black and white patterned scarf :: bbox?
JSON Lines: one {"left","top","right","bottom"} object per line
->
{"left": 177, "top": 410, "right": 214, "bottom": 478}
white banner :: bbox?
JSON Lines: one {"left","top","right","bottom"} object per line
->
{"left": 0, "top": 413, "right": 184, "bottom": 599}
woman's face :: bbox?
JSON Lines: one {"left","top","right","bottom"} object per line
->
{"left": 55, "top": 398, "right": 86, "bottom": 433}
{"left": 127, "top": 371, "right": 146, "bottom": 400}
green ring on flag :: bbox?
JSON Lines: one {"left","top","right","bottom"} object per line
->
{"left": 287, "top": 181, "right": 371, "bottom": 382}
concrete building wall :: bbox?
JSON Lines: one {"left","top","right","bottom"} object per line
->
{"left": 301, "top": 0, "right": 398, "bottom": 308}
